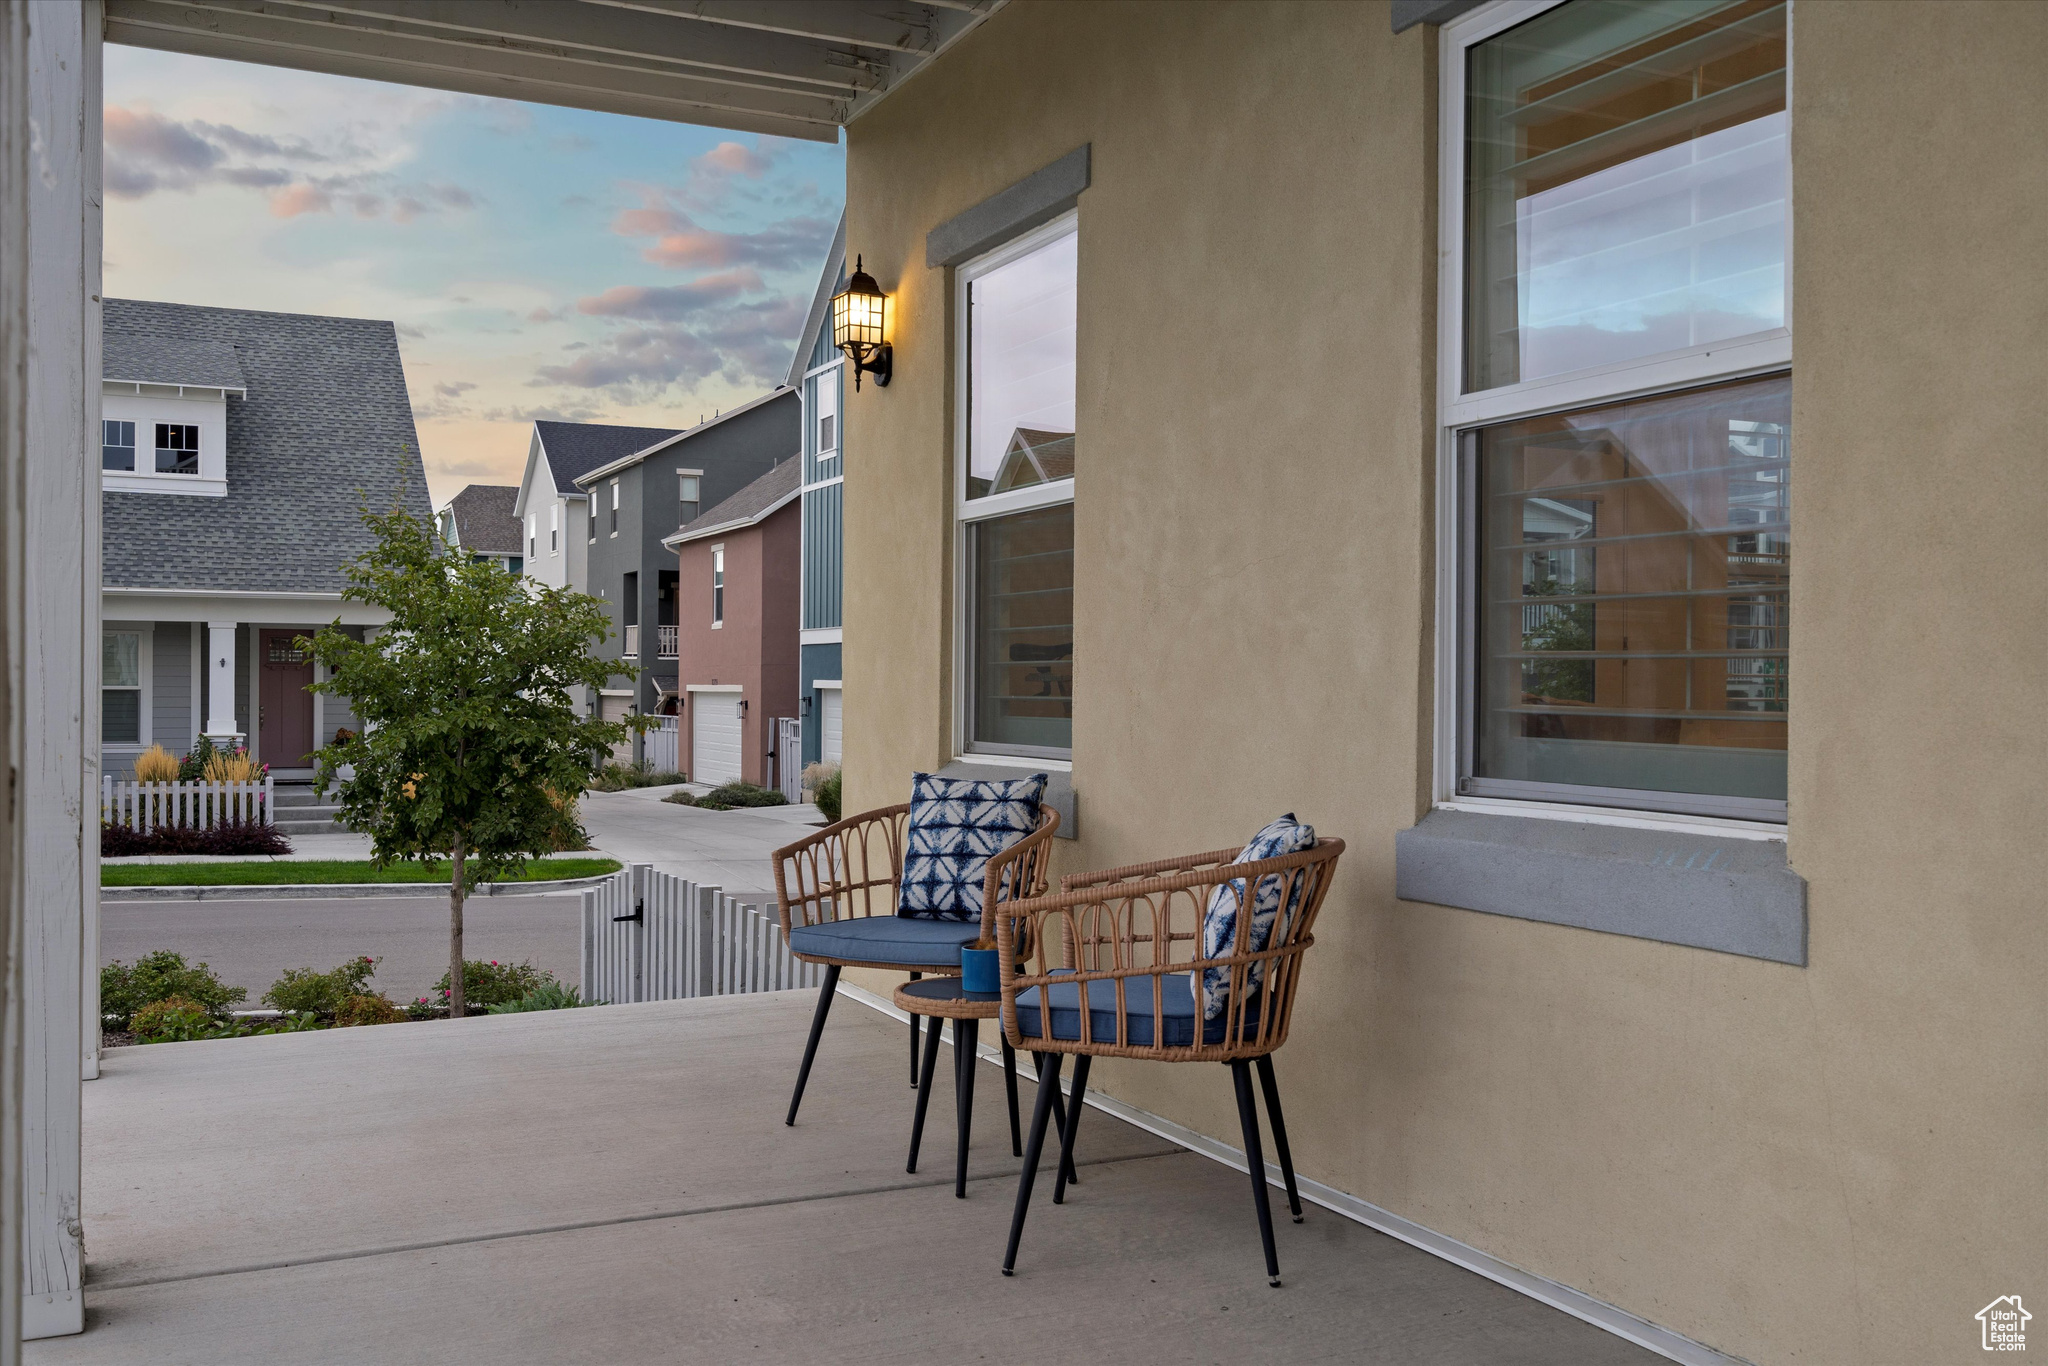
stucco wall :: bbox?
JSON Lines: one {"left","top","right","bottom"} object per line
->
{"left": 840, "top": 2, "right": 2046, "bottom": 1363}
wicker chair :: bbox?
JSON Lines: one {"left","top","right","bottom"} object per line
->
{"left": 772, "top": 800, "right": 1062, "bottom": 1130}
{"left": 995, "top": 836, "right": 1345, "bottom": 1286}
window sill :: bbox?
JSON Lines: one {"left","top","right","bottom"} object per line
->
{"left": 104, "top": 472, "right": 226, "bottom": 498}
{"left": 1394, "top": 807, "right": 1805, "bottom": 965}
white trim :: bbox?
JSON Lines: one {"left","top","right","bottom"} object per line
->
{"left": 800, "top": 627, "right": 843, "bottom": 646}
{"left": 100, "top": 377, "right": 244, "bottom": 398}
{"left": 102, "top": 470, "right": 226, "bottom": 498}
{"left": 800, "top": 472, "right": 845, "bottom": 494}
{"left": 572, "top": 386, "right": 791, "bottom": 486}
{"left": 661, "top": 482, "right": 802, "bottom": 547}
{"left": 105, "top": 586, "right": 343, "bottom": 599}
{"left": 99, "top": 622, "right": 152, "bottom": 751}
{"left": 949, "top": 749, "right": 1072, "bottom": 774}
{"left": 834, "top": 978, "right": 1744, "bottom": 1366}
{"left": 684, "top": 683, "right": 743, "bottom": 693}
{"left": 1432, "top": 0, "right": 1794, "bottom": 825}
{"left": 811, "top": 679, "right": 841, "bottom": 691}
{"left": 597, "top": 687, "right": 637, "bottom": 697}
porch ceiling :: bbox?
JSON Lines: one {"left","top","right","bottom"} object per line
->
{"left": 100, "top": 0, "right": 1006, "bottom": 141}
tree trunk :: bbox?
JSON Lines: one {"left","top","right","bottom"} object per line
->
{"left": 449, "top": 833, "right": 467, "bottom": 1018}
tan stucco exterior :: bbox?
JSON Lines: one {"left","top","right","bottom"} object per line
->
{"left": 837, "top": 3, "right": 2047, "bottom": 1362}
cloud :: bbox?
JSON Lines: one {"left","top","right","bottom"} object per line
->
{"left": 396, "top": 323, "right": 429, "bottom": 339}
{"left": 574, "top": 269, "right": 765, "bottom": 320}
{"left": 270, "top": 183, "right": 333, "bottom": 218}
{"left": 608, "top": 187, "right": 831, "bottom": 274}
{"left": 527, "top": 306, "right": 561, "bottom": 323}
{"left": 533, "top": 294, "right": 806, "bottom": 394}
{"left": 435, "top": 381, "right": 476, "bottom": 398}
{"left": 480, "top": 403, "right": 601, "bottom": 424}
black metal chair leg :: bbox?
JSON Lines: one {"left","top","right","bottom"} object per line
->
{"left": 1002, "top": 1053, "right": 1064, "bottom": 1276}
{"left": 955, "top": 1019, "right": 978, "bottom": 1198}
{"left": 906, "top": 1014, "right": 944, "bottom": 1172}
{"left": 784, "top": 965, "right": 840, "bottom": 1126}
{"left": 1035, "top": 1054, "right": 1080, "bottom": 1188}
{"left": 1254, "top": 1054, "right": 1303, "bottom": 1223}
{"left": 1230, "top": 1060, "right": 1282, "bottom": 1287}
{"left": 1052, "top": 1054, "right": 1091, "bottom": 1205}
{"left": 1001, "top": 1037, "right": 1022, "bottom": 1157}
{"left": 908, "top": 972, "right": 922, "bottom": 1086}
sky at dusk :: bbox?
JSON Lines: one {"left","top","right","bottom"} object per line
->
{"left": 102, "top": 45, "right": 845, "bottom": 507}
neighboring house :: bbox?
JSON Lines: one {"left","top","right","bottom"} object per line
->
{"left": 511, "top": 419, "right": 682, "bottom": 596}
{"left": 662, "top": 459, "right": 801, "bottom": 786}
{"left": 100, "top": 297, "right": 428, "bottom": 780}
{"left": 571, "top": 390, "right": 799, "bottom": 741}
{"left": 435, "top": 483, "right": 523, "bottom": 575}
{"left": 788, "top": 217, "right": 847, "bottom": 771}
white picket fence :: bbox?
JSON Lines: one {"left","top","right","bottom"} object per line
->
{"left": 581, "top": 863, "right": 823, "bottom": 1005}
{"left": 644, "top": 716, "right": 680, "bottom": 775}
{"left": 101, "top": 775, "right": 275, "bottom": 830}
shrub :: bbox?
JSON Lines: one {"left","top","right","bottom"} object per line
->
{"left": 102, "top": 821, "right": 292, "bottom": 858}
{"left": 697, "top": 781, "right": 788, "bottom": 811}
{"left": 486, "top": 982, "right": 598, "bottom": 1013}
{"left": 332, "top": 993, "right": 404, "bottom": 1027}
{"left": 101, "top": 950, "right": 246, "bottom": 1026}
{"left": 404, "top": 997, "right": 442, "bottom": 1021}
{"left": 589, "top": 762, "right": 687, "bottom": 792}
{"left": 176, "top": 735, "right": 218, "bottom": 783}
{"left": 263, "top": 955, "right": 379, "bottom": 1016}
{"left": 130, "top": 996, "right": 216, "bottom": 1041}
{"left": 433, "top": 959, "right": 551, "bottom": 1009}
{"left": 203, "top": 747, "right": 266, "bottom": 784}
{"left": 544, "top": 786, "right": 590, "bottom": 852}
{"left": 813, "top": 767, "right": 842, "bottom": 824}
{"left": 133, "top": 744, "right": 180, "bottom": 783}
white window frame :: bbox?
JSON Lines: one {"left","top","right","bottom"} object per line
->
{"left": 610, "top": 479, "right": 620, "bottom": 537}
{"left": 677, "top": 467, "right": 702, "bottom": 528}
{"left": 951, "top": 210, "right": 1079, "bottom": 764}
{"left": 1432, "top": 0, "right": 1793, "bottom": 831}
{"left": 527, "top": 513, "right": 537, "bottom": 558}
{"left": 711, "top": 544, "right": 724, "bottom": 628}
{"left": 549, "top": 501, "right": 559, "bottom": 554}
{"left": 101, "top": 625, "right": 152, "bottom": 752}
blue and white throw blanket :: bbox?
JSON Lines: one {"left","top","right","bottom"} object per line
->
{"left": 897, "top": 771, "right": 1049, "bottom": 922}
{"left": 1199, "top": 814, "right": 1317, "bottom": 1021}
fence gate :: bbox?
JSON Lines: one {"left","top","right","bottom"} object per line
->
{"left": 776, "top": 717, "right": 803, "bottom": 803}
{"left": 644, "top": 716, "right": 680, "bottom": 775}
{"left": 581, "top": 863, "right": 823, "bottom": 1006}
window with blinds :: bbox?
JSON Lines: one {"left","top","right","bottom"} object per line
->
{"left": 1469, "top": 372, "right": 1788, "bottom": 812}
{"left": 1464, "top": 0, "right": 1787, "bottom": 393}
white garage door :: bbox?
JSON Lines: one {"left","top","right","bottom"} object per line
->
{"left": 819, "top": 686, "right": 843, "bottom": 766}
{"left": 691, "top": 692, "right": 743, "bottom": 786}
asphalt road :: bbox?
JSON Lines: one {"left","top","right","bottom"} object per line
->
{"left": 100, "top": 893, "right": 585, "bottom": 1009}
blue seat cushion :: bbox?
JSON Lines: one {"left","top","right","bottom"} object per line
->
{"left": 786, "top": 915, "right": 985, "bottom": 968}
{"left": 897, "top": 771, "right": 1048, "bottom": 921}
{"left": 1013, "top": 972, "right": 1262, "bottom": 1049}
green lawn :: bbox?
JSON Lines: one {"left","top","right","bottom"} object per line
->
{"left": 102, "top": 857, "right": 622, "bottom": 888}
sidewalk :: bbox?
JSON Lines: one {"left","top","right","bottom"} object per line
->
{"left": 577, "top": 786, "right": 822, "bottom": 903}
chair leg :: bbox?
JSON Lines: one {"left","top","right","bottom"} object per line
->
{"left": 906, "top": 1014, "right": 944, "bottom": 1173}
{"left": 1230, "top": 1060, "right": 1282, "bottom": 1287}
{"left": 784, "top": 965, "right": 841, "bottom": 1127}
{"left": 1036, "top": 1054, "right": 1080, "bottom": 1188}
{"left": 908, "top": 972, "right": 922, "bottom": 1086}
{"left": 1002, "top": 1036, "right": 1022, "bottom": 1157}
{"left": 1254, "top": 1055, "right": 1303, "bottom": 1223}
{"left": 1002, "top": 1053, "right": 1064, "bottom": 1277}
{"left": 955, "top": 1018, "right": 978, "bottom": 1199}
{"left": 1052, "top": 1054, "right": 1091, "bottom": 1205}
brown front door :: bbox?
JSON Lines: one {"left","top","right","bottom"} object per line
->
{"left": 259, "top": 630, "right": 315, "bottom": 767}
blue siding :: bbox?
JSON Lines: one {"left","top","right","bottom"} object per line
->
{"left": 802, "top": 482, "right": 842, "bottom": 632}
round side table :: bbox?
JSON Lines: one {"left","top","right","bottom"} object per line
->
{"left": 893, "top": 976, "right": 1078, "bottom": 1198}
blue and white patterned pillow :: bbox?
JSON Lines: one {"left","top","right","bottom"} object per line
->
{"left": 897, "top": 772, "right": 1049, "bottom": 921}
{"left": 1199, "top": 815, "right": 1317, "bottom": 1021}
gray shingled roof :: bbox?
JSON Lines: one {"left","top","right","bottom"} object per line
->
{"left": 446, "top": 484, "right": 520, "bottom": 554}
{"left": 671, "top": 457, "right": 800, "bottom": 541}
{"left": 103, "top": 331, "right": 247, "bottom": 391}
{"left": 101, "top": 297, "right": 431, "bottom": 594}
{"left": 534, "top": 420, "right": 681, "bottom": 493}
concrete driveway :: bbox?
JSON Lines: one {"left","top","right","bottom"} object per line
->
{"left": 579, "top": 785, "right": 822, "bottom": 903}
{"left": 31, "top": 991, "right": 1663, "bottom": 1366}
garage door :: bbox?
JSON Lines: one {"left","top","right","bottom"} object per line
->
{"left": 819, "top": 686, "right": 843, "bottom": 766}
{"left": 691, "top": 692, "right": 743, "bottom": 786}
{"left": 599, "top": 693, "right": 635, "bottom": 765}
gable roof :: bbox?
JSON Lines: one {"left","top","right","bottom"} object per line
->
{"left": 570, "top": 387, "right": 793, "bottom": 487}
{"left": 663, "top": 457, "right": 801, "bottom": 547}
{"left": 444, "top": 484, "right": 520, "bottom": 554}
{"left": 786, "top": 211, "right": 848, "bottom": 388}
{"left": 533, "top": 420, "right": 683, "bottom": 494}
{"left": 101, "top": 297, "right": 430, "bottom": 595}
{"left": 103, "top": 331, "right": 247, "bottom": 393}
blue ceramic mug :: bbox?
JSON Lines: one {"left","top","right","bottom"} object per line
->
{"left": 960, "top": 946, "right": 999, "bottom": 994}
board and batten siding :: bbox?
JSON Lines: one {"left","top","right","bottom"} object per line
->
{"left": 801, "top": 482, "right": 842, "bottom": 632}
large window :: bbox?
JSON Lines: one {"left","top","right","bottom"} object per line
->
{"left": 957, "top": 215, "right": 1077, "bottom": 758}
{"left": 1444, "top": 0, "right": 1790, "bottom": 821}
{"left": 103, "top": 631, "right": 142, "bottom": 746}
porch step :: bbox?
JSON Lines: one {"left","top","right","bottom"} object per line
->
{"left": 274, "top": 815, "right": 347, "bottom": 835}
{"left": 269, "top": 786, "right": 346, "bottom": 834}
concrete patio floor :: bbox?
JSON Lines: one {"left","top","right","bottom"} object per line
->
{"left": 32, "top": 991, "right": 1662, "bottom": 1366}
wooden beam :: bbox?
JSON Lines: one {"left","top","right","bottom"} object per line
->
{"left": 103, "top": 0, "right": 844, "bottom": 139}
{"left": 588, "top": 0, "right": 970, "bottom": 56}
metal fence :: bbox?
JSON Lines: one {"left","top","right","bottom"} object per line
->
{"left": 581, "top": 863, "right": 822, "bottom": 1006}
{"left": 101, "top": 775, "right": 275, "bottom": 830}
{"left": 777, "top": 717, "right": 802, "bottom": 803}
{"left": 644, "top": 716, "right": 680, "bottom": 775}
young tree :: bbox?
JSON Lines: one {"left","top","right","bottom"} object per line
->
{"left": 307, "top": 507, "right": 635, "bottom": 1016}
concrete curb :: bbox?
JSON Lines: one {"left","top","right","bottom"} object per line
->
{"left": 100, "top": 874, "right": 616, "bottom": 903}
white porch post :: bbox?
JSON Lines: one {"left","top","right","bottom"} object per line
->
{"left": 15, "top": 0, "right": 101, "bottom": 1343}
{"left": 202, "top": 620, "right": 242, "bottom": 745}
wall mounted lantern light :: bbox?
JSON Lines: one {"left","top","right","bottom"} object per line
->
{"left": 831, "top": 255, "right": 891, "bottom": 390}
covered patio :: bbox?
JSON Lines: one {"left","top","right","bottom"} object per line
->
{"left": 30, "top": 992, "right": 1654, "bottom": 1365}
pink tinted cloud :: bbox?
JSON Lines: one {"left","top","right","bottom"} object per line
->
{"left": 270, "top": 183, "right": 333, "bottom": 218}
{"left": 575, "top": 269, "right": 765, "bottom": 319}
